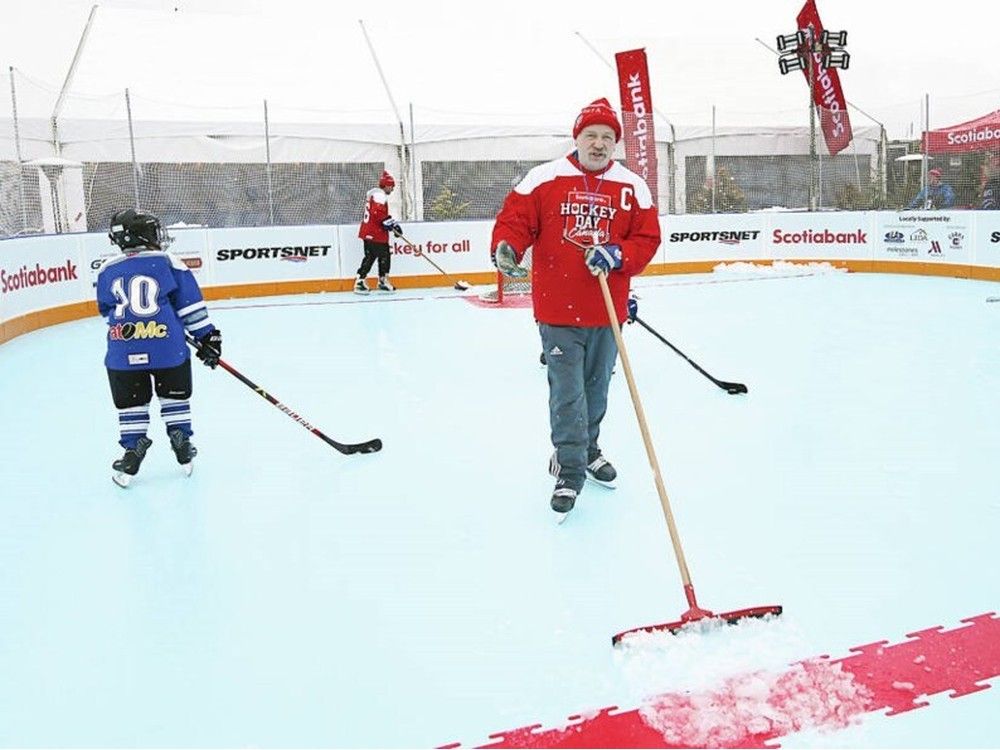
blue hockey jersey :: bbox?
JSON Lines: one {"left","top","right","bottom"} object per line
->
{"left": 96, "top": 250, "right": 216, "bottom": 370}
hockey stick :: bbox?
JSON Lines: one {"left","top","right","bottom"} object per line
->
{"left": 397, "top": 233, "right": 471, "bottom": 290}
{"left": 632, "top": 316, "right": 748, "bottom": 395}
{"left": 185, "top": 334, "right": 382, "bottom": 455}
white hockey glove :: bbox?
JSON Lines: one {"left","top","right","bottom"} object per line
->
{"left": 492, "top": 240, "right": 528, "bottom": 278}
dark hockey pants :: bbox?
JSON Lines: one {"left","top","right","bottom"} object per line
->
{"left": 538, "top": 324, "right": 618, "bottom": 493}
{"left": 357, "top": 240, "right": 391, "bottom": 278}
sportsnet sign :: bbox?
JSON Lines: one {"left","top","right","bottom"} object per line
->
{"left": 207, "top": 226, "right": 338, "bottom": 284}
{"left": 971, "top": 213, "right": 1000, "bottom": 267}
{"left": 662, "top": 214, "right": 765, "bottom": 262}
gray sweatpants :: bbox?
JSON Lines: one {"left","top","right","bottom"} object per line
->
{"left": 538, "top": 323, "right": 618, "bottom": 492}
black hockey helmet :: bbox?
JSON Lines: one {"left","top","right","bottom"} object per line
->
{"left": 109, "top": 209, "right": 168, "bottom": 251}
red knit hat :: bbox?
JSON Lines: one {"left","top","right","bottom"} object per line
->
{"left": 572, "top": 98, "right": 622, "bottom": 142}
{"left": 379, "top": 170, "right": 395, "bottom": 189}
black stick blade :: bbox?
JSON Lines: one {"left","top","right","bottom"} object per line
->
{"left": 721, "top": 381, "right": 749, "bottom": 395}
{"left": 326, "top": 436, "right": 383, "bottom": 455}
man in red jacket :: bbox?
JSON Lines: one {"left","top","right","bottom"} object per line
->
{"left": 356, "top": 170, "right": 403, "bottom": 293}
{"left": 491, "top": 98, "right": 661, "bottom": 515}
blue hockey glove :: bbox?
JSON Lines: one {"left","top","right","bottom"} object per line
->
{"left": 195, "top": 329, "right": 222, "bottom": 369}
{"left": 584, "top": 244, "right": 622, "bottom": 276}
{"left": 492, "top": 240, "right": 528, "bottom": 278}
{"left": 626, "top": 294, "right": 638, "bottom": 323}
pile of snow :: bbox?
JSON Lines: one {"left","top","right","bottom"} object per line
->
{"left": 614, "top": 616, "right": 871, "bottom": 747}
{"left": 712, "top": 261, "right": 848, "bottom": 276}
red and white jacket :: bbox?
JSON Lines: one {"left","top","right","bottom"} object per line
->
{"left": 358, "top": 187, "right": 394, "bottom": 244}
{"left": 491, "top": 154, "right": 661, "bottom": 326}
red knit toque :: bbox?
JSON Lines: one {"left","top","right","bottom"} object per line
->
{"left": 572, "top": 98, "right": 622, "bottom": 142}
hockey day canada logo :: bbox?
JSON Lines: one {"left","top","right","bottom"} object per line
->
{"left": 561, "top": 191, "right": 614, "bottom": 246}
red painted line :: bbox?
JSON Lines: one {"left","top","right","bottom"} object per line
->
{"left": 442, "top": 612, "right": 1000, "bottom": 749}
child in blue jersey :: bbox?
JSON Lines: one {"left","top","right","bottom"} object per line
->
{"left": 96, "top": 209, "right": 222, "bottom": 487}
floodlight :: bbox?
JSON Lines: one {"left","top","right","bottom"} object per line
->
{"left": 778, "top": 53, "right": 807, "bottom": 75}
{"left": 821, "top": 30, "right": 848, "bottom": 47}
{"left": 776, "top": 31, "right": 806, "bottom": 52}
{"left": 823, "top": 50, "right": 850, "bottom": 69}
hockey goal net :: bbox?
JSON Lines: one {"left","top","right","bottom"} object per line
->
{"left": 478, "top": 248, "right": 533, "bottom": 305}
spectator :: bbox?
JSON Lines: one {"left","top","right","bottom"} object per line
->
{"left": 907, "top": 168, "right": 956, "bottom": 210}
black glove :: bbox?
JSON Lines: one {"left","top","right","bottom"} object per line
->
{"left": 391, "top": 223, "right": 404, "bottom": 238}
{"left": 195, "top": 329, "right": 222, "bottom": 369}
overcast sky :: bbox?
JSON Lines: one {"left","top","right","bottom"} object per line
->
{"left": 2, "top": 0, "right": 998, "bottom": 139}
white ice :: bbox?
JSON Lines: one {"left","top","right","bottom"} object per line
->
{"left": 0, "top": 268, "right": 998, "bottom": 747}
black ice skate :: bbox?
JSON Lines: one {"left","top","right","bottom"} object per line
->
{"left": 586, "top": 454, "right": 617, "bottom": 489}
{"left": 168, "top": 428, "right": 198, "bottom": 476}
{"left": 377, "top": 276, "right": 396, "bottom": 292}
{"left": 551, "top": 485, "right": 578, "bottom": 523}
{"left": 353, "top": 276, "right": 370, "bottom": 295}
{"left": 112, "top": 436, "right": 153, "bottom": 488}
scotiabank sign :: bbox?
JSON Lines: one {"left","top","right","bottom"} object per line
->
{"left": 772, "top": 228, "right": 867, "bottom": 244}
{"left": 1, "top": 260, "right": 79, "bottom": 295}
{"left": 768, "top": 213, "right": 873, "bottom": 260}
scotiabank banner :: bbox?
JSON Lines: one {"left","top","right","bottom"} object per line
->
{"left": 615, "top": 48, "right": 659, "bottom": 208}
{"left": 922, "top": 112, "right": 1000, "bottom": 154}
{"left": 796, "top": 0, "right": 853, "bottom": 156}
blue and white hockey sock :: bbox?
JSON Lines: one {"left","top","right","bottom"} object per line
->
{"left": 118, "top": 404, "right": 150, "bottom": 449}
{"left": 159, "top": 397, "right": 192, "bottom": 438}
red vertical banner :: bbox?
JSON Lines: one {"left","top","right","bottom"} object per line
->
{"left": 614, "top": 48, "right": 659, "bottom": 208}
{"left": 796, "top": 0, "right": 853, "bottom": 155}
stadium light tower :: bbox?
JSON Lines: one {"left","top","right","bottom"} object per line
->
{"left": 776, "top": 27, "right": 849, "bottom": 210}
